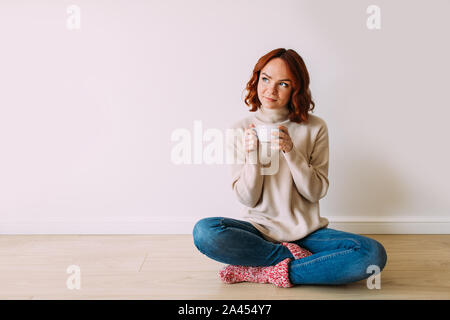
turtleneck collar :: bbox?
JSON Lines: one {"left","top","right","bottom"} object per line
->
{"left": 254, "top": 105, "right": 290, "bottom": 124}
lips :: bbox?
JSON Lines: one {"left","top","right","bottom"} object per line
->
{"left": 265, "top": 97, "right": 277, "bottom": 101}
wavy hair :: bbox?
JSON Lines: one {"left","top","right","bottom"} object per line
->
{"left": 243, "top": 48, "right": 315, "bottom": 124}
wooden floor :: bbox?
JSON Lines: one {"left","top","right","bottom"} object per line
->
{"left": 0, "top": 234, "right": 449, "bottom": 300}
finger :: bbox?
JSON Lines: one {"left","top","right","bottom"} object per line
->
{"left": 245, "top": 135, "right": 255, "bottom": 143}
{"left": 272, "top": 134, "right": 287, "bottom": 144}
{"left": 278, "top": 125, "right": 289, "bottom": 135}
{"left": 245, "top": 128, "right": 256, "bottom": 135}
{"left": 276, "top": 130, "right": 289, "bottom": 140}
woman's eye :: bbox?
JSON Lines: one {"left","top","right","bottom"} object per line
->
{"left": 261, "top": 77, "right": 288, "bottom": 87}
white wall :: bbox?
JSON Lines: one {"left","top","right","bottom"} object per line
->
{"left": 0, "top": 0, "right": 449, "bottom": 234}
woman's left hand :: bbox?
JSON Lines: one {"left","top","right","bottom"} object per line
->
{"left": 271, "top": 125, "right": 293, "bottom": 153}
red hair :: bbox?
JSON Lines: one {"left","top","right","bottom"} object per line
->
{"left": 243, "top": 48, "right": 315, "bottom": 124}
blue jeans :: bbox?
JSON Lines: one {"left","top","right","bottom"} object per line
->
{"left": 192, "top": 216, "right": 388, "bottom": 285}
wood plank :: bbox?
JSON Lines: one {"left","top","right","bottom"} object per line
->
{"left": 0, "top": 234, "right": 448, "bottom": 299}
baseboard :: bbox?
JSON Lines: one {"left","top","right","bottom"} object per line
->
{"left": 1, "top": 215, "right": 450, "bottom": 234}
{"left": 327, "top": 216, "right": 450, "bottom": 234}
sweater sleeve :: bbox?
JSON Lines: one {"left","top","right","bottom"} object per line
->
{"left": 283, "top": 122, "right": 329, "bottom": 203}
{"left": 227, "top": 127, "right": 264, "bottom": 208}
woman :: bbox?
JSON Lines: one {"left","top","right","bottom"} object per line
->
{"left": 192, "top": 48, "right": 387, "bottom": 287}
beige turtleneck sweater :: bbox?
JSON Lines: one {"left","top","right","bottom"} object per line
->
{"left": 227, "top": 105, "right": 330, "bottom": 243}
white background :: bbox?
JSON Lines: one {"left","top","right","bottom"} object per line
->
{"left": 0, "top": 0, "right": 449, "bottom": 234}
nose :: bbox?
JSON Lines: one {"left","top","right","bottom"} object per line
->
{"left": 266, "top": 84, "right": 278, "bottom": 96}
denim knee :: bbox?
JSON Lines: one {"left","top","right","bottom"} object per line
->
{"left": 192, "top": 217, "right": 221, "bottom": 253}
{"left": 342, "top": 238, "right": 387, "bottom": 283}
{"left": 363, "top": 238, "right": 388, "bottom": 272}
{"left": 372, "top": 240, "right": 388, "bottom": 271}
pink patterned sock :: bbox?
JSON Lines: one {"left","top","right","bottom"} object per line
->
{"left": 281, "top": 242, "right": 312, "bottom": 259}
{"left": 218, "top": 258, "right": 293, "bottom": 288}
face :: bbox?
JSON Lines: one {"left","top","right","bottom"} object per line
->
{"left": 257, "top": 57, "right": 294, "bottom": 110}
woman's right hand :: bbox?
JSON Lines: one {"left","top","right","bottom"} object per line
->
{"left": 244, "top": 123, "right": 258, "bottom": 153}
